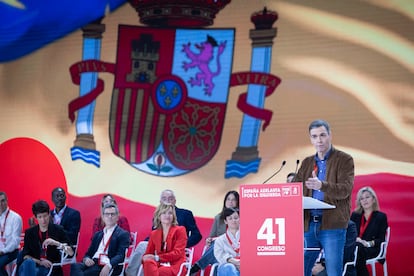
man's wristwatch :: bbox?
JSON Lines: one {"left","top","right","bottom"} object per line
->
{"left": 154, "top": 255, "right": 159, "bottom": 262}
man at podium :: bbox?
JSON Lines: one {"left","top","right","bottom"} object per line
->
{"left": 295, "top": 119, "right": 354, "bottom": 276}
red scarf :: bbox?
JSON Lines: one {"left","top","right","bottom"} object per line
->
{"left": 359, "top": 212, "right": 372, "bottom": 238}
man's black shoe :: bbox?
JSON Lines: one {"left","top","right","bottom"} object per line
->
{"left": 190, "top": 263, "right": 201, "bottom": 276}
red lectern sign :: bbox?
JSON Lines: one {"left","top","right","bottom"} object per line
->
{"left": 240, "top": 183, "right": 304, "bottom": 275}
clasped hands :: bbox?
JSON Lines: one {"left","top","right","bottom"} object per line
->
{"left": 83, "top": 257, "right": 111, "bottom": 276}
{"left": 356, "top": 237, "right": 373, "bottom": 248}
{"left": 305, "top": 171, "right": 322, "bottom": 190}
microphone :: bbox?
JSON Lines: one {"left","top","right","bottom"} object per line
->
{"left": 262, "top": 160, "right": 286, "bottom": 184}
{"left": 292, "top": 159, "right": 300, "bottom": 182}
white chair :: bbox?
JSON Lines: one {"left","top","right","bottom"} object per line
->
{"left": 342, "top": 246, "right": 358, "bottom": 276}
{"left": 199, "top": 244, "right": 209, "bottom": 276}
{"left": 177, "top": 247, "right": 194, "bottom": 276}
{"left": 109, "top": 248, "right": 129, "bottom": 276}
{"left": 114, "top": 231, "right": 138, "bottom": 276}
{"left": 46, "top": 232, "right": 80, "bottom": 276}
{"left": 209, "top": 263, "right": 218, "bottom": 276}
{"left": 366, "top": 226, "right": 390, "bottom": 276}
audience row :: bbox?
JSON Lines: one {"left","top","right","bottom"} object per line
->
{"left": 0, "top": 183, "right": 387, "bottom": 276}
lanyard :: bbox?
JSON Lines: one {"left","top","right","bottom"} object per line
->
{"left": 101, "top": 231, "right": 113, "bottom": 253}
{"left": 38, "top": 229, "right": 49, "bottom": 242}
{"left": 226, "top": 231, "right": 240, "bottom": 254}
{"left": 39, "top": 229, "right": 49, "bottom": 258}
{"left": 359, "top": 213, "right": 372, "bottom": 238}
{"left": 0, "top": 209, "right": 10, "bottom": 238}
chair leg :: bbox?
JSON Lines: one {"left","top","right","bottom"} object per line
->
{"left": 370, "top": 263, "right": 376, "bottom": 276}
{"left": 383, "top": 261, "right": 388, "bottom": 276}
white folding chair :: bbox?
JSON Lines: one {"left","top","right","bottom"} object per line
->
{"left": 46, "top": 232, "right": 80, "bottom": 276}
{"left": 209, "top": 263, "right": 218, "bottom": 276}
{"left": 177, "top": 247, "right": 194, "bottom": 276}
{"left": 109, "top": 248, "right": 129, "bottom": 276}
{"left": 366, "top": 226, "right": 390, "bottom": 276}
{"left": 115, "top": 231, "right": 138, "bottom": 276}
{"left": 199, "top": 244, "right": 209, "bottom": 276}
{"left": 342, "top": 246, "right": 358, "bottom": 276}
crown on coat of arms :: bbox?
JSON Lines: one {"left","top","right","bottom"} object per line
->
{"left": 250, "top": 7, "right": 278, "bottom": 29}
{"left": 128, "top": 0, "right": 231, "bottom": 27}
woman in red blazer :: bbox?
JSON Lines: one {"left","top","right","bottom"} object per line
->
{"left": 142, "top": 203, "right": 188, "bottom": 276}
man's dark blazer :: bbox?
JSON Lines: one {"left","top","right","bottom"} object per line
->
{"left": 83, "top": 225, "right": 130, "bottom": 275}
{"left": 19, "top": 222, "right": 71, "bottom": 275}
{"left": 175, "top": 206, "right": 202, "bottom": 247}
{"left": 51, "top": 206, "right": 81, "bottom": 245}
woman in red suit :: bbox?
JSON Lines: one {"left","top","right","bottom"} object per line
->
{"left": 350, "top": 186, "right": 388, "bottom": 276}
{"left": 142, "top": 203, "right": 188, "bottom": 276}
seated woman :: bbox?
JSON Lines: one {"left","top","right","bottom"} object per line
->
{"left": 190, "top": 191, "right": 239, "bottom": 275}
{"left": 214, "top": 208, "right": 240, "bottom": 276}
{"left": 142, "top": 203, "right": 187, "bottom": 276}
{"left": 350, "top": 186, "right": 388, "bottom": 276}
{"left": 92, "top": 194, "right": 130, "bottom": 235}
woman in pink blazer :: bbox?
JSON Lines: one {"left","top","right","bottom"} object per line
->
{"left": 142, "top": 203, "right": 188, "bottom": 276}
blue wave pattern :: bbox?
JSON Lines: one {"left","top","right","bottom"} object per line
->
{"left": 71, "top": 147, "right": 100, "bottom": 167}
{"left": 225, "top": 158, "right": 261, "bottom": 178}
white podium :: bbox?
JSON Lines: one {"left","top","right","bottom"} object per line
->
{"left": 303, "top": 196, "right": 335, "bottom": 209}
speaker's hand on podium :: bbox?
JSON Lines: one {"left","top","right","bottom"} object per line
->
{"left": 305, "top": 171, "right": 322, "bottom": 190}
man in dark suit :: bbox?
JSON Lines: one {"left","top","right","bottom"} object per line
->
{"left": 160, "top": 189, "right": 202, "bottom": 247}
{"left": 51, "top": 187, "right": 81, "bottom": 245}
{"left": 70, "top": 203, "right": 130, "bottom": 276}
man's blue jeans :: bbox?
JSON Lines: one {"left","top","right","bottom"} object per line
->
{"left": 304, "top": 220, "right": 346, "bottom": 276}
{"left": 197, "top": 241, "right": 218, "bottom": 269}
{"left": 217, "top": 263, "right": 239, "bottom": 276}
{"left": 18, "top": 259, "right": 50, "bottom": 276}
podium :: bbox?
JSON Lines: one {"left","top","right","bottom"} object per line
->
{"left": 303, "top": 196, "right": 335, "bottom": 209}
{"left": 240, "top": 183, "right": 304, "bottom": 275}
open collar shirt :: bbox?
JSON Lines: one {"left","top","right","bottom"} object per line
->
{"left": 93, "top": 225, "right": 116, "bottom": 259}
{"left": 0, "top": 208, "right": 23, "bottom": 253}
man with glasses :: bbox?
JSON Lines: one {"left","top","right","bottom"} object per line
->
{"left": 126, "top": 189, "right": 202, "bottom": 276}
{"left": 70, "top": 203, "right": 130, "bottom": 276}
{"left": 0, "top": 191, "right": 22, "bottom": 276}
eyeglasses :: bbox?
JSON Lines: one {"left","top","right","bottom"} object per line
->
{"left": 161, "top": 196, "right": 175, "bottom": 202}
{"left": 103, "top": 212, "right": 118, "bottom": 217}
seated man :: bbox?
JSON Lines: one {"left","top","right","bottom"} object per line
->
{"left": 92, "top": 194, "right": 130, "bottom": 235}
{"left": 50, "top": 187, "right": 81, "bottom": 246}
{"left": 0, "top": 191, "right": 23, "bottom": 276}
{"left": 126, "top": 189, "right": 202, "bottom": 276}
{"left": 18, "top": 200, "right": 74, "bottom": 276}
{"left": 70, "top": 203, "right": 130, "bottom": 276}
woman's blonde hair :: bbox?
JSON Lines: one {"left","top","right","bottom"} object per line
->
{"left": 153, "top": 203, "right": 178, "bottom": 229}
{"left": 354, "top": 186, "right": 380, "bottom": 214}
